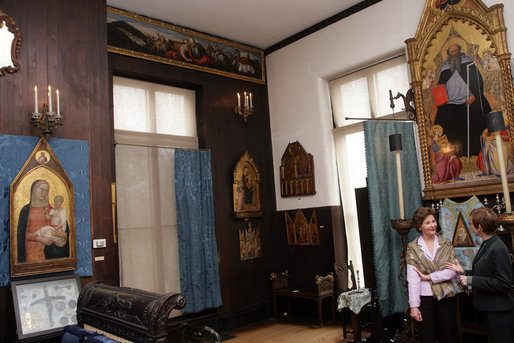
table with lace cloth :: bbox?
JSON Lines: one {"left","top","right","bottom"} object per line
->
{"left": 337, "top": 288, "right": 371, "bottom": 314}
{"left": 337, "top": 288, "right": 372, "bottom": 343}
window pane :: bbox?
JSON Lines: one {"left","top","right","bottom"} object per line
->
{"left": 155, "top": 91, "right": 196, "bottom": 137}
{"left": 113, "top": 85, "right": 149, "bottom": 132}
{"left": 345, "top": 131, "right": 367, "bottom": 187}
{"left": 340, "top": 77, "right": 371, "bottom": 118}
{"left": 373, "top": 63, "right": 410, "bottom": 117}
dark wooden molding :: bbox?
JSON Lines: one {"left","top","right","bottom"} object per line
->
{"left": 265, "top": 0, "right": 382, "bottom": 55}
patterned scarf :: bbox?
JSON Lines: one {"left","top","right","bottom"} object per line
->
{"left": 406, "top": 234, "right": 462, "bottom": 300}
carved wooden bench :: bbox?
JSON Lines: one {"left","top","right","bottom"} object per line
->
{"left": 270, "top": 271, "right": 335, "bottom": 327}
{"left": 74, "top": 281, "right": 220, "bottom": 342}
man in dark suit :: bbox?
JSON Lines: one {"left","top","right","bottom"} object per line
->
{"left": 446, "top": 207, "right": 513, "bottom": 343}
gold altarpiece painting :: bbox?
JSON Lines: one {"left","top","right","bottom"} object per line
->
{"left": 280, "top": 141, "right": 315, "bottom": 197}
{"left": 239, "top": 221, "right": 262, "bottom": 261}
{"left": 233, "top": 151, "right": 262, "bottom": 218}
{"left": 10, "top": 138, "right": 76, "bottom": 278}
{"left": 406, "top": 0, "right": 514, "bottom": 199}
{"left": 285, "top": 209, "right": 319, "bottom": 246}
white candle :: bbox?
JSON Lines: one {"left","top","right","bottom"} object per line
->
{"left": 237, "top": 93, "right": 241, "bottom": 107}
{"left": 495, "top": 132, "right": 512, "bottom": 213}
{"left": 48, "top": 85, "right": 52, "bottom": 112}
{"left": 249, "top": 93, "right": 253, "bottom": 107}
{"left": 34, "top": 86, "right": 38, "bottom": 113}
{"left": 56, "top": 89, "right": 60, "bottom": 116}
{"left": 244, "top": 92, "right": 248, "bottom": 106}
{"left": 395, "top": 150, "right": 405, "bottom": 219}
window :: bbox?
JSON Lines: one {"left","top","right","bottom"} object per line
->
{"left": 329, "top": 54, "right": 410, "bottom": 281}
{"left": 113, "top": 77, "right": 197, "bottom": 316}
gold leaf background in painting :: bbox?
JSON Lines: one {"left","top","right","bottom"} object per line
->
{"left": 12, "top": 166, "right": 72, "bottom": 246}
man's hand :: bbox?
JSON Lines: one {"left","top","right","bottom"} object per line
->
{"left": 458, "top": 275, "right": 468, "bottom": 287}
{"left": 466, "top": 95, "right": 476, "bottom": 105}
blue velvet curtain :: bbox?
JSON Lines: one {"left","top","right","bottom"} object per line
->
{"left": 364, "top": 121, "right": 422, "bottom": 316}
{"left": 0, "top": 135, "right": 92, "bottom": 286}
{"left": 174, "top": 149, "right": 222, "bottom": 313}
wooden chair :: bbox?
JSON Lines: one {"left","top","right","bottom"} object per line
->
{"left": 334, "top": 261, "right": 357, "bottom": 339}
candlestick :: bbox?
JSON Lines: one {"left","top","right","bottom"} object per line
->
{"left": 237, "top": 93, "right": 241, "bottom": 107}
{"left": 249, "top": 93, "right": 253, "bottom": 107}
{"left": 395, "top": 150, "right": 405, "bottom": 219}
{"left": 34, "top": 86, "right": 38, "bottom": 113}
{"left": 56, "top": 89, "right": 60, "bottom": 116}
{"left": 244, "top": 92, "right": 248, "bottom": 106}
{"left": 495, "top": 132, "right": 512, "bottom": 213}
{"left": 48, "top": 85, "right": 52, "bottom": 112}
{"left": 389, "top": 134, "right": 404, "bottom": 219}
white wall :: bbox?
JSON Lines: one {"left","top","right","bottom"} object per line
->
{"left": 267, "top": 0, "right": 514, "bottom": 211}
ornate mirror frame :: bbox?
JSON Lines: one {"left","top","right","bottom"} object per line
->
{"left": 406, "top": 0, "right": 514, "bottom": 199}
{"left": 0, "top": 9, "right": 21, "bottom": 76}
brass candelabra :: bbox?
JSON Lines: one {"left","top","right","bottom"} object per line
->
{"left": 31, "top": 103, "right": 63, "bottom": 139}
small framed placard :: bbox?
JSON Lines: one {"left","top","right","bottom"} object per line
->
{"left": 11, "top": 274, "right": 81, "bottom": 339}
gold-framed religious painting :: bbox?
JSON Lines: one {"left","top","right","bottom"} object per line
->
{"left": 10, "top": 138, "right": 76, "bottom": 278}
{"left": 233, "top": 151, "right": 262, "bottom": 218}
{"left": 405, "top": 0, "right": 514, "bottom": 199}
{"left": 107, "top": 6, "right": 265, "bottom": 84}
{"left": 280, "top": 141, "right": 316, "bottom": 197}
{"left": 284, "top": 209, "right": 320, "bottom": 246}
{"left": 239, "top": 221, "right": 262, "bottom": 261}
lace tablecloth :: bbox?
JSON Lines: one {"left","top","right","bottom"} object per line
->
{"left": 337, "top": 288, "right": 371, "bottom": 314}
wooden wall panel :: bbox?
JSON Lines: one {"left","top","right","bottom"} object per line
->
{"left": 0, "top": 1, "right": 112, "bottom": 340}
{"left": 0, "top": 0, "right": 343, "bottom": 339}
{"left": 108, "top": 52, "right": 281, "bottom": 314}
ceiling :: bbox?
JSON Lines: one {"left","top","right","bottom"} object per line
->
{"left": 105, "top": 0, "right": 365, "bottom": 50}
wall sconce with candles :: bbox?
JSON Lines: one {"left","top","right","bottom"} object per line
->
{"left": 31, "top": 85, "right": 63, "bottom": 139}
{"left": 234, "top": 91, "right": 254, "bottom": 122}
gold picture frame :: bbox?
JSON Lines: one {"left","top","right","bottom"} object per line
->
{"left": 10, "top": 138, "right": 76, "bottom": 278}
{"left": 233, "top": 151, "right": 262, "bottom": 218}
{"left": 280, "top": 141, "right": 316, "bottom": 197}
{"left": 107, "top": 6, "right": 265, "bottom": 84}
{"left": 405, "top": 0, "right": 514, "bottom": 199}
{"left": 0, "top": 9, "right": 22, "bottom": 76}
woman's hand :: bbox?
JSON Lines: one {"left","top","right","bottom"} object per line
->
{"left": 410, "top": 307, "right": 423, "bottom": 322}
{"left": 444, "top": 259, "right": 464, "bottom": 274}
{"left": 51, "top": 228, "right": 67, "bottom": 239}
{"left": 413, "top": 267, "right": 431, "bottom": 281}
{"left": 458, "top": 275, "right": 468, "bottom": 287}
{"left": 38, "top": 236, "right": 53, "bottom": 245}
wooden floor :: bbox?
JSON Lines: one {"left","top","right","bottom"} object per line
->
{"left": 222, "top": 318, "right": 369, "bottom": 343}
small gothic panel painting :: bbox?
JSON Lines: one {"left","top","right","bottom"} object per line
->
{"left": 280, "top": 141, "right": 315, "bottom": 197}
{"left": 10, "top": 138, "right": 76, "bottom": 278}
{"left": 284, "top": 209, "right": 319, "bottom": 246}
{"left": 239, "top": 221, "right": 262, "bottom": 261}
{"left": 405, "top": 0, "right": 514, "bottom": 199}
{"left": 233, "top": 151, "right": 262, "bottom": 218}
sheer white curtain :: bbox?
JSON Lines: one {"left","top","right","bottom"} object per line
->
{"left": 113, "top": 77, "right": 197, "bottom": 315}
{"left": 329, "top": 55, "right": 410, "bottom": 283}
